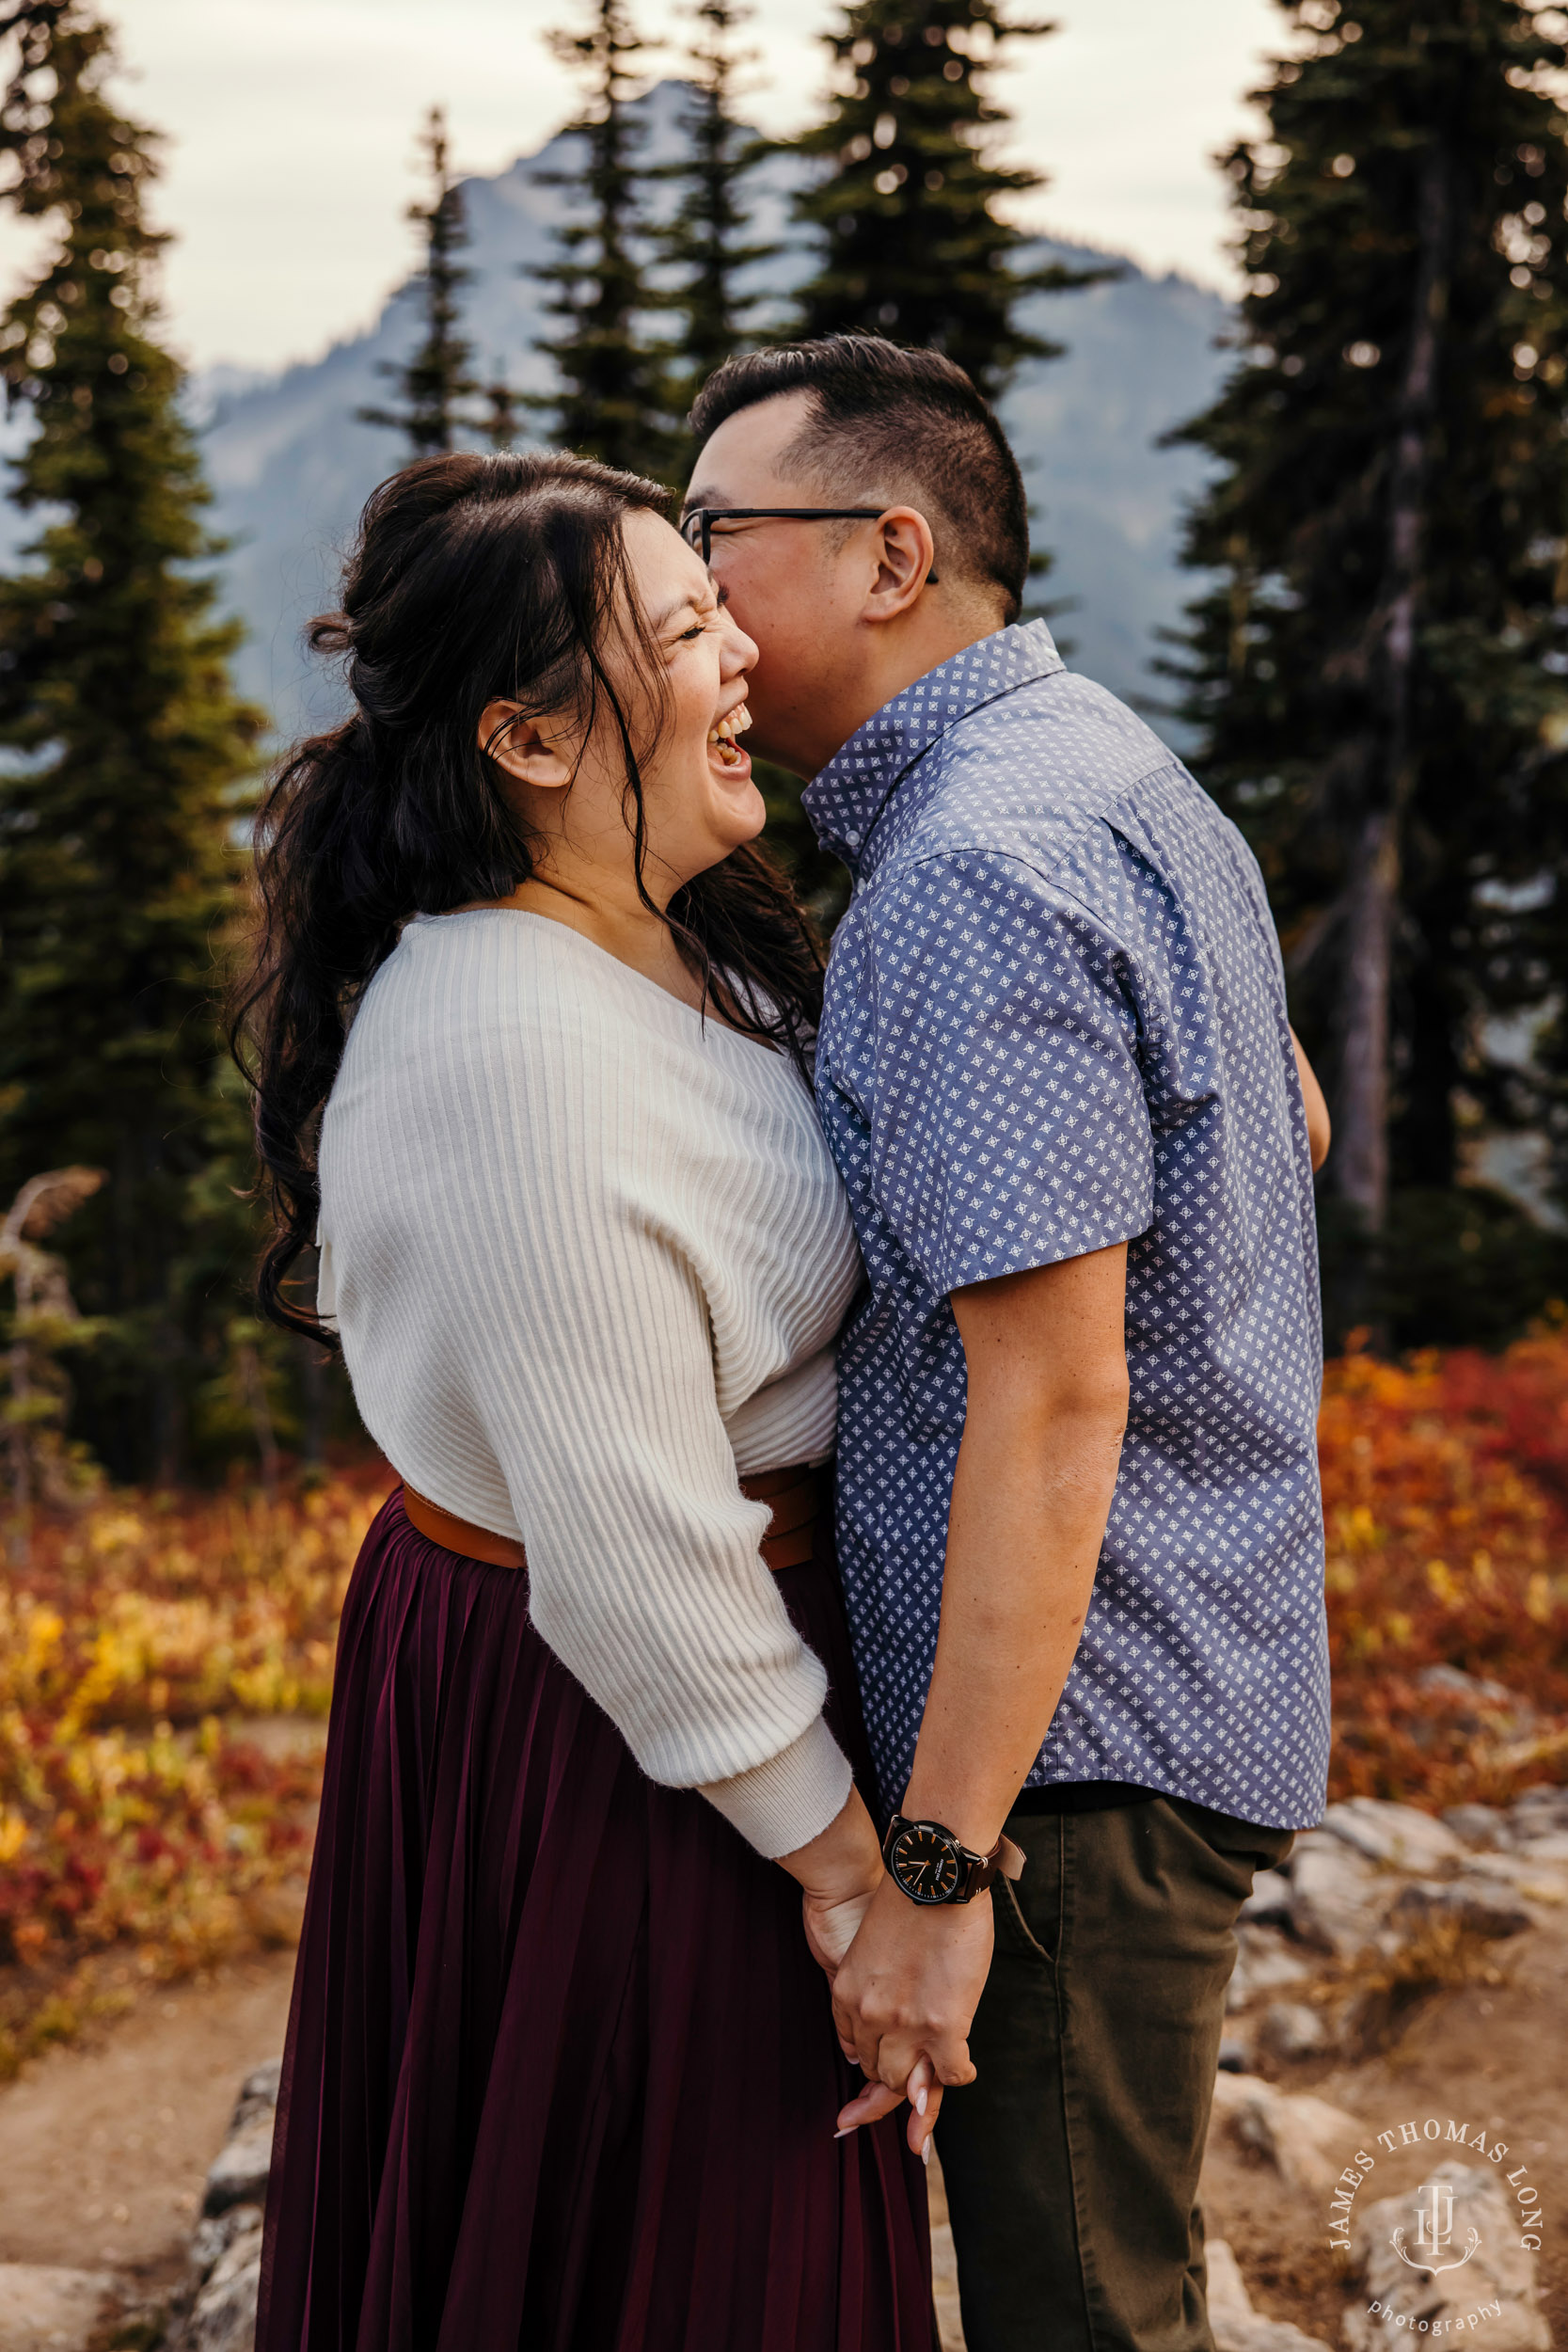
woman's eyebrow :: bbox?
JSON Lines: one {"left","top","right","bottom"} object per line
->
{"left": 651, "top": 587, "right": 718, "bottom": 632}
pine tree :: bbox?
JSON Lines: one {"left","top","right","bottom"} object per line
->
{"left": 529, "top": 0, "right": 681, "bottom": 482}
{"left": 0, "top": 1, "right": 265, "bottom": 1479}
{"left": 790, "top": 0, "right": 1104, "bottom": 402}
{"left": 657, "top": 0, "right": 777, "bottom": 419}
{"left": 1164, "top": 0, "right": 1568, "bottom": 1340}
{"left": 359, "top": 107, "right": 482, "bottom": 456}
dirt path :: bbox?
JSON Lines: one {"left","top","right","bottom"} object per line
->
{"left": 0, "top": 1922, "right": 1562, "bottom": 2346}
{"left": 0, "top": 1953, "right": 295, "bottom": 2294}
{"left": 1200, "top": 1915, "right": 1568, "bottom": 2345}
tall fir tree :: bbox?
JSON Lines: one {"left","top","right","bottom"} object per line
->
{"left": 359, "top": 107, "right": 482, "bottom": 456}
{"left": 790, "top": 0, "right": 1104, "bottom": 402}
{"left": 1164, "top": 0, "right": 1568, "bottom": 1341}
{"left": 0, "top": 0, "right": 264, "bottom": 1479}
{"left": 656, "top": 0, "right": 776, "bottom": 421}
{"left": 530, "top": 0, "right": 681, "bottom": 482}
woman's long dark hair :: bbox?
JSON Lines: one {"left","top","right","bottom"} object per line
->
{"left": 232, "top": 450, "right": 826, "bottom": 1345}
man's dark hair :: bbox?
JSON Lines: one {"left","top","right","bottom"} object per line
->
{"left": 689, "top": 335, "right": 1031, "bottom": 621}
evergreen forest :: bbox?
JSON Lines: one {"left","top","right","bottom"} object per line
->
{"left": 5, "top": 0, "right": 1568, "bottom": 1514}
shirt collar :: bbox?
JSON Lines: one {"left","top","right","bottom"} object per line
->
{"left": 800, "top": 619, "right": 1064, "bottom": 875}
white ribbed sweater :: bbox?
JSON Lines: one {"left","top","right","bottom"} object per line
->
{"left": 317, "top": 910, "right": 864, "bottom": 1858}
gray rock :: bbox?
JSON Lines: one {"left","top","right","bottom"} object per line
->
{"left": 0, "top": 2265, "right": 118, "bottom": 2352}
{"left": 1442, "top": 1803, "right": 1513, "bottom": 1851}
{"left": 1210, "top": 2072, "right": 1365, "bottom": 2196}
{"left": 1418, "top": 1664, "right": 1539, "bottom": 1738}
{"left": 1258, "top": 2001, "right": 1331, "bottom": 2063}
{"left": 202, "top": 2109, "right": 277, "bottom": 2217}
{"left": 1387, "top": 1876, "right": 1534, "bottom": 1940}
{"left": 1342, "top": 2161, "right": 1548, "bottom": 2352}
{"left": 1227, "top": 1924, "right": 1313, "bottom": 2013}
{"left": 1319, "top": 1797, "right": 1467, "bottom": 1875}
{"left": 1241, "top": 1868, "right": 1295, "bottom": 1928}
{"left": 1510, "top": 1785, "right": 1568, "bottom": 1838}
{"left": 1218, "top": 2038, "right": 1253, "bottom": 2074}
{"left": 185, "top": 2217, "right": 264, "bottom": 2352}
{"left": 1205, "top": 2239, "right": 1330, "bottom": 2352}
{"left": 240, "top": 2058, "right": 281, "bottom": 2106}
{"left": 1285, "top": 1837, "right": 1389, "bottom": 1957}
{"left": 187, "top": 2202, "right": 264, "bottom": 2280}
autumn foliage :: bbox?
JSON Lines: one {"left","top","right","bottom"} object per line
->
{"left": 2, "top": 1332, "right": 1567, "bottom": 2060}
{"left": 1323, "top": 1324, "right": 1568, "bottom": 1805}
{"left": 0, "top": 1470, "right": 384, "bottom": 2069}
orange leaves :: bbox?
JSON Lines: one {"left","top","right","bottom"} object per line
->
{"left": 1322, "top": 1331, "right": 1568, "bottom": 1808}
{"left": 0, "top": 1470, "right": 386, "bottom": 2054}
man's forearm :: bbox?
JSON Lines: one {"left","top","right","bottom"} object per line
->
{"left": 902, "top": 1257, "right": 1130, "bottom": 1852}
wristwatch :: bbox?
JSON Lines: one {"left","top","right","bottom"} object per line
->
{"left": 882, "top": 1814, "right": 1026, "bottom": 1907}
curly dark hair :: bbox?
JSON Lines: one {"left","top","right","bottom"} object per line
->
{"left": 231, "top": 449, "right": 825, "bottom": 1345}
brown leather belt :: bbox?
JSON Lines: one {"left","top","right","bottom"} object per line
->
{"left": 400, "top": 1461, "right": 827, "bottom": 1577}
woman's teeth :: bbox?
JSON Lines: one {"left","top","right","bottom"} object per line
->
{"left": 707, "top": 705, "right": 752, "bottom": 766}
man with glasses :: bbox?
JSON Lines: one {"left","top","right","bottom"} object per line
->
{"left": 683, "top": 334, "right": 1330, "bottom": 2352}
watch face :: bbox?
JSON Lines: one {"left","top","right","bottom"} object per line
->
{"left": 888, "top": 1820, "right": 963, "bottom": 1906}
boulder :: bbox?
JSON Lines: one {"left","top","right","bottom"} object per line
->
{"left": 1386, "top": 1877, "right": 1533, "bottom": 1940}
{"left": 166, "top": 2061, "right": 281, "bottom": 2352}
{"left": 200, "top": 2061, "right": 281, "bottom": 2217}
{"left": 1227, "top": 1924, "right": 1313, "bottom": 2013}
{"left": 1284, "top": 1837, "right": 1389, "bottom": 1958}
{"left": 1460, "top": 1850, "right": 1568, "bottom": 1907}
{"left": 1319, "top": 1798, "right": 1466, "bottom": 1876}
{"left": 0, "top": 2265, "right": 117, "bottom": 2352}
{"left": 1205, "top": 2239, "right": 1331, "bottom": 2352}
{"left": 1441, "top": 1803, "right": 1513, "bottom": 1851}
{"left": 1211, "top": 2072, "right": 1365, "bottom": 2197}
{"left": 183, "top": 2210, "right": 264, "bottom": 2352}
{"left": 1418, "top": 1666, "right": 1540, "bottom": 1740}
{"left": 1241, "top": 1869, "right": 1296, "bottom": 1929}
{"left": 1258, "top": 2001, "right": 1332, "bottom": 2064}
{"left": 1510, "top": 1786, "right": 1568, "bottom": 1839}
{"left": 1341, "top": 2161, "right": 1548, "bottom": 2352}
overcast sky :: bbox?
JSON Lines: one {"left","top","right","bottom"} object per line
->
{"left": 71, "top": 0, "right": 1284, "bottom": 373}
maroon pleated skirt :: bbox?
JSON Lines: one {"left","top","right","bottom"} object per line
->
{"left": 256, "top": 1486, "right": 934, "bottom": 2351}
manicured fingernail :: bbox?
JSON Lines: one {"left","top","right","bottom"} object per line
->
{"left": 834, "top": 2126, "right": 854, "bottom": 2139}
{"left": 921, "top": 2136, "right": 932, "bottom": 2167}
{"left": 914, "top": 2087, "right": 928, "bottom": 2117}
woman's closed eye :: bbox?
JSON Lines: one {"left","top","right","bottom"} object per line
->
{"left": 672, "top": 584, "right": 731, "bottom": 644}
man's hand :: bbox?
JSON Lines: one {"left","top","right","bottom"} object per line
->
{"left": 832, "top": 1244, "right": 1130, "bottom": 2154}
{"left": 831, "top": 1874, "right": 992, "bottom": 2154}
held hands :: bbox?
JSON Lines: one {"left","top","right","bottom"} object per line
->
{"left": 829, "top": 1871, "right": 993, "bottom": 2159}
{"left": 777, "top": 1788, "right": 996, "bottom": 2160}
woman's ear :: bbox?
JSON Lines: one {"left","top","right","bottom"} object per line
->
{"left": 479, "top": 701, "right": 575, "bottom": 791}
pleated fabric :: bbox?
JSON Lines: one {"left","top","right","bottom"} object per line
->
{"left": 256, "top": 1489, "right": 935, "bottom": 2352}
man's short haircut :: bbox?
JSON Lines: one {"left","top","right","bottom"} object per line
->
{"left": 688, "top": 336, "right": 1031, "bottom": 622}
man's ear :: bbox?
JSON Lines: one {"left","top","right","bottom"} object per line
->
{"left": 863, "top": 507, "right": 939, "bottom": 624}
{"left": 478, "top": 701, "right": 574, "bottom": 790}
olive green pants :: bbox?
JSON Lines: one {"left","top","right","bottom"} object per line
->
{"left": 933, "top": 1795, "right": 1293, "bottom": 2352}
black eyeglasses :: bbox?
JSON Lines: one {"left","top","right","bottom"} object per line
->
{"left": 679, "top": 505, "right": 887, "bottom": 565}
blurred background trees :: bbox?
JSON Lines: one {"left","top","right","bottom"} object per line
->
{"left": 0, "top": 0, "right": 265, "bottom": 1491}
{"left": 5, "top": 0, "right": 1568, "bottom": 1508}
{"left": 1166, "top": 0, "right": 1568, "bottom": 1348}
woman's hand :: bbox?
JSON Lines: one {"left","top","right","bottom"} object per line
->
{"left": 777, "top": 1786, "right": 884, "bottom": 1983}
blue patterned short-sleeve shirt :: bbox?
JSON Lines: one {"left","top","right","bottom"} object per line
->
{"left": 805, "top": 620, "right": 1330, "bottom": 1832}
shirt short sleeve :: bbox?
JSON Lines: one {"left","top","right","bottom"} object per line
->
{"left": 860, "top": 850, "right": 1155, "bottom": 1295}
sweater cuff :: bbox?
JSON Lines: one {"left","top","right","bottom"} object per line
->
{"left": 698, "top": 1714, "right": 854, "bottom": 1860}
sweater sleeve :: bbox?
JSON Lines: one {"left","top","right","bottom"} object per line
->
{"left": 394, "top": 989, "right": 853, "bottom": 1862}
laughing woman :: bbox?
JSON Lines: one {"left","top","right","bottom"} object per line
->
{"left": 237, "top": 453, "right": 933, "bottom": 2350}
